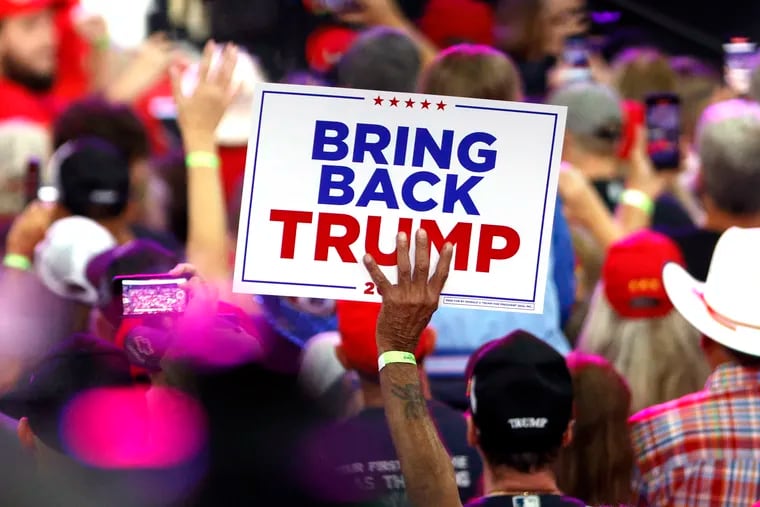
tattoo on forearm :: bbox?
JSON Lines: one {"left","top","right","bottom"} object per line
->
{"left": 390, "top": 383, "right": 427, "bottom": 420}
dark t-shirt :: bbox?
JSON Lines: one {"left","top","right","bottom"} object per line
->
{"left": 465, "top": 494, "right": 586, "bottom": 506}
{"left": 592, "top": 180, "right": 694, "bottom": 230}
{"left": 657, "top": 226, "right": 721, "bottom": 280}
{"left": 304, "top": 400, "right": 482, "bottom": 506}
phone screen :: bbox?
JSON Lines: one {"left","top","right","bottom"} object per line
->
{"left": 645, "top": 94, "right": 681, "bottom": 171}
{"left": 560, "top": 36, "right": 592, "bottom": 84}
{"left": 724, "top": 39, "right": 756, "bottom": 95}
{"left": 121, "top": 278, "right": 188, "bottom": 316}
{"left": 564, "top": 36, "right": 590, "bottom": 67}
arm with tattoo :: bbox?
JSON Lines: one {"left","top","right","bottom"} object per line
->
{"left": 379, "top": 362, "right": 462, "bottom": 507}
{"left": 365, "top": 230, "right": 462, "bottom": 507}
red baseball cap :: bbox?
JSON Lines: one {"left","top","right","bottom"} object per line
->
{"left": 602, "top": 231, "right": 685, "bottom": 319}
{"left": 419, "top": 0, "right": 494, "bottom": 48}
{"left": 0, "top": 0, "right": 55, "bottom": 18}
{"left": 306, "top": 26, "right": 358, "bottom": 73}
{"left": 336, "top": 300, "right": 435, "bottom": 376}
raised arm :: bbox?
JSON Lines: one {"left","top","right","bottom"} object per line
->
{"left": 364, "top": 230, "right": 462, "bottom": 507}
{"left": 170, "top": 41, "right": 237, "bottom": 282}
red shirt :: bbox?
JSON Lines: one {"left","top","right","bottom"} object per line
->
{"left": 0, "top": 79, "right": 62, "bottom": 126}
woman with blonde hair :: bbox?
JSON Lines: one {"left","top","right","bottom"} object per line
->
{"left": 577, "top": 230, "right": 710, "bottom": 413}
{"left": 556, "top": 352, "right": 634, "bottom": 506}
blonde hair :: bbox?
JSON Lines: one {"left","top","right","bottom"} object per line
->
{"left": 613, "top": 47, "right": 677, "bottom": 102}
{"left": 577, "top": 286, "right": 710, "bottom": 414}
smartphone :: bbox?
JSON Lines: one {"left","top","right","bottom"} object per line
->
{"left": 724, "top": 38, "right": 756, "bottom": 95}
{"left": 561, "top": 35, "right": 592, "bottom": 84}
{"left": 645, "top": 93, "right": 681, "bottom": 171}
{"left": 24, "top": 158, "right": 40, "bottom": 205}
{"left": 114, "top": 275, "right": 189, "bottom": 317}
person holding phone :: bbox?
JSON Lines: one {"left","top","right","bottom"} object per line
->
{"left": 550, "top": 82, "right": 694, "bottom": 230}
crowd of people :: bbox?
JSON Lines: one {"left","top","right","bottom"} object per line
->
{"left": 0, "top": 0, "right": 759, "bottom": 505}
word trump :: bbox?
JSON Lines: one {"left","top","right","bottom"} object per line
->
{"left": 267, "top": 120, "right": 522, "bottom": 274}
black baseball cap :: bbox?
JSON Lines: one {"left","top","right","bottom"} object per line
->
{"left": 466, "top": 330, "right": 574, "bottom": 454}
{"left": 50, "top": 137, "right": 130, "bottom": 219}
{"left": 17, "top": 334, "right": 134, "bottom": 453}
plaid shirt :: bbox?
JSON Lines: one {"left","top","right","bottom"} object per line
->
{"left": 630, "top": 363, "right": 760, "bottom": 507}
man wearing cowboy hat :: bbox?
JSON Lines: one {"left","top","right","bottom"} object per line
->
{"left": 630, "top": 227, "right": 760, "bottom": 506}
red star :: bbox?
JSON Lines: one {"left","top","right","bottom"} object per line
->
{"left": 436, "top": 101, "right": 447, "bottom": 110}
{"left": 389, "top": 97, "right": 399, "bottom": 107}
{"left": 374, "top": 96, "right": 384, "bottom": 105}
{"left": 421, "top": 100, "right": 431, "bottom": 110}
{"left": 405, "top": 98, "right": 415, "bottom": 108}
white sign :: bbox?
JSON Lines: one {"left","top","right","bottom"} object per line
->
{"left": 233, "top": 83, "right": 566, "bottom": 313}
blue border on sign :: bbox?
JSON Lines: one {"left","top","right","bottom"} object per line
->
{"left": 442, "top": 104, "right": 559, "bottom": 304}
{"left": 241, "top": 90, "right": 365, "bottom": 290}
{"left": 241, "top": 92, "right": 560, "bottom": 302}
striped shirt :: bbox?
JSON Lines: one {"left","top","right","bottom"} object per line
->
{"left": 630, "top": 363, "right": 760, "bottom": 506}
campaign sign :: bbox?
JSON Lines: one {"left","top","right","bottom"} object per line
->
{"left": 233, "top": 83, "right": 567, "bottom": 313}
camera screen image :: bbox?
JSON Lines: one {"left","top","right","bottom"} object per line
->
{"left": 122, "top": 278, "right": 188, "bottom": 316}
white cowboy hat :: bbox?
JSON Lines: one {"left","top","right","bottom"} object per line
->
{"left": 663, "top": 227, "right": 760, "bottom": 357}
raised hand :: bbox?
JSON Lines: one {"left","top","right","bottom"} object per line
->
{"left": 170, "top": 41, "right": 239, "bottom": 146}
{"left": 363, "top": 229, "right": 452, "bottom": 354}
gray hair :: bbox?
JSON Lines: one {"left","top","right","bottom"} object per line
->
{"left": 696, "top": 99, "right": 760, "bottom": 214}
{"left": 577, "top": 286, "right": 709, "bottom": 414}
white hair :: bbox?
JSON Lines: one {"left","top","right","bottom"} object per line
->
{"left": 577, "top": 285, "right": 710, "bottom": 414}
{"left": 696, "top": 99, "right": 760, "bottom": 214}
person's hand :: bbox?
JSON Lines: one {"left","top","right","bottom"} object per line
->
{"left": 169, "top": 263, "right": 203, "bottom": 281}
{"left": 628, "top": 127, "right": 667, "bottom": 197}
{"left": 558, "top": 162, "right": 597, "bottom": 225}
{"left": 364, "top": 230, "right": 452, "bottom": 354}
{"left": 170, "top": 41, "right": 239, "bottom": 147}
{"left": 74, "top": 12, "right": 108, "bottom": 47}
{"left": 337, "top": 0, "right": 405, "bottom": 27}
{"left": 6, "top": 201, "right": 56, "bottom": 258}
{"left": 105, "top": 33, "right": 175, "bottom": 102}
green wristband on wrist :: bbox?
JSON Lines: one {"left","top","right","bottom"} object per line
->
{"left": 3, "top": 254, "right": 31, "bottom": 271}
{"left": 378, "top": 351, "right": 417, "bottom": 371}
{"left": 186, "top": 151, "right": 221, "bottom": 170}
{"left": 93, "top": 36, "right": 110, "bottom": 51}
{"left": 621, "top": 189, "right": 655, "bottom": 216}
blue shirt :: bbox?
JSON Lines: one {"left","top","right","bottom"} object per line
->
{"left": 427, "top": 202, "right": 572, "bottom": 376}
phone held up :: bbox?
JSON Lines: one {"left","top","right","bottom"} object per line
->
{"left": 645, "top": 93, "right": 681, "bottom": 172}
{"left": 724, "top": 37, "right": 757, "bottom": 96}
{"left": 561, "top": 35, "right": 593, "bottom": 84}
{"left": 113, "top": 274, "right": 189, "bottom": 319}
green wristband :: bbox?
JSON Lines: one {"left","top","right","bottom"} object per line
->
{"left": 186, "top": 151, "right": 221, "bottom": 170}
{"left": 621, "top": 189, "right": 655, "bottom": 216}
{"left": 94, "top": 36, "right": 110, "bottom": 51}
{"left": 378, "top": 351, "right": 417, "bottom": 371}
{"left": 3, "top": 254, "right": 31, "bottom": 271}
